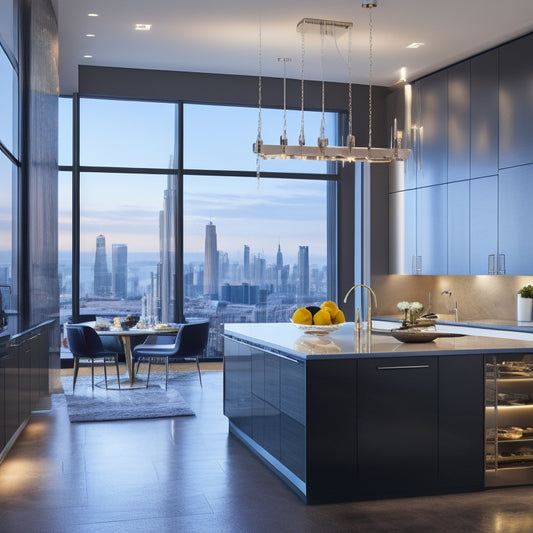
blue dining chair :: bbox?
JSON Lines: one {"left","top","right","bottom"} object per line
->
{"left": 132, "top": 320, "right": 209, "bottom": 390}
{"left": 66, "top": 324, "right": 121, "bottom": 391}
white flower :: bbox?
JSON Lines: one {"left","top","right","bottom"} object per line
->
{"left": 410, "top": 301, "right": 423, "bottom": 311}
{"left": 397, "top": 301, "right": 410, "bottom": 311}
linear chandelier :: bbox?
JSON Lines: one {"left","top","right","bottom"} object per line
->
{"left": 253, "top": 1, "right": 411, "bottom": 164}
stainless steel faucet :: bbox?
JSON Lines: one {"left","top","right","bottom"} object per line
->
{"left": 343, "top": 284, "right": 378, "bottom": 331}
{"left": 441, "top": 289, "right": 458, "bottom": 321}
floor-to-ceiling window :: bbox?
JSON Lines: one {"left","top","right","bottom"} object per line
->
{"left": 59, "top": 95, "right": 338, "bottom": 358}
{"left": 0, "top": 0, "right": 19, "bottom": 335}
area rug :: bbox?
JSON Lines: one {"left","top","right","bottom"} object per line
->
{"left": 61, "top": 374, "right": 195, "bottom": 423}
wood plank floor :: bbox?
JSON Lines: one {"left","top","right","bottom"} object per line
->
{"left": 2, "top": 368, "right": 533, "bottom": 532}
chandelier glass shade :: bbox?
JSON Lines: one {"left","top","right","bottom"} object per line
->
{"left": 254, "top": 4, "right": 411, "bottom": 164}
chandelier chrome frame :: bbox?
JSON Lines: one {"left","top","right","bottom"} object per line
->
{"left": 254, "top": 3, "right": 411, "bottom": 164}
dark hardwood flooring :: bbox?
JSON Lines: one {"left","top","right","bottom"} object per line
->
{"left": 2, "top": 369, "right": 533, "bottom": 532}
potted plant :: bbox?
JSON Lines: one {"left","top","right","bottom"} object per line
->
{"left": 517, "top": 284, "right": 533, "bottom": 322}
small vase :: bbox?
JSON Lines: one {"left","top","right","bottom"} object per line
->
{"left": 517, "top": 295, "right": 533, "bottom": 322}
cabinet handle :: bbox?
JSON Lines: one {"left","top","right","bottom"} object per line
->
{"left": 377, "top": 365, "right": 430, "bottom": 371}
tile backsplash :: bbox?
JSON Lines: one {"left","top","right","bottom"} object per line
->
{"left": 371, "top": 275, "right": 533, "bottom": 322}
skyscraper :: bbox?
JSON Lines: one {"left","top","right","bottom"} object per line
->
{"left": 276, "top": 243, "right": 283, "bottom": 271}
{"left": 204, "top": 221, "right": 218, "bottom": 298}
{"left": 111, "top": 244, "right": 128, "bottom": 299}
{"left": 297, "top": 245, "right": 309, "bottom": 298}
{"left": 93, "top": 234, "right": 111, "bottom": 296}
{"left": 158, "top": 172, "right": 178, "bottom": 323}
{"left": 243, "top": 244, "right": 250, "bottom": 282}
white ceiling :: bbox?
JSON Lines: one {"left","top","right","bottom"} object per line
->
{"left": 55, "top": 0, "right": 533, "bottom": 96}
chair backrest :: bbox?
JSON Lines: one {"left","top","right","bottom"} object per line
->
{"left": 174, "top": 321, "right": 210, "bottom": 358}
{"left": 66, "top": 324, "right": 105, "bottom": 357}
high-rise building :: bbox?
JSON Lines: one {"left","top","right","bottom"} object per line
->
{"left": 276, "top": 243, "right": 283, "bottom": 271}
{"left": 243, "top": 244, "right": 250, "bottom": 282}
{"left": 111, "top": 244, "right": 128, "bottom": 299}
{"left": 297, "top": 245, "right": 309, "bottom": 298}
{"left": 93, "top": 234, "right": 111, "bottom": 296}
{"left": 204, "top": 221, "right": 218, "bottom": 298}
{"left": 158, "top": 172, "right": 178, "bottom": 323}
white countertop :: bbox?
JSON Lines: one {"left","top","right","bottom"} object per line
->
{"left": 223, "top": 322, "right": 533, "bottom": 361}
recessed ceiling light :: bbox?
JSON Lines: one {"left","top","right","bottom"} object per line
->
{"left": 135, "top": 23, "right": 152, "bottom": 31}
{"left": 85, "top": 33, "right": 95, "bottom": 37}
{"left": 87, "top": 13, "right": 98, "bottom": 17}
{"left": 407, "top": 42, "right": 425, "bottom": 49}
{"left": 83, "top": 55, "right": 93, "bottom": 59}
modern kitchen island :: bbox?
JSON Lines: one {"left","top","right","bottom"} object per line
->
{"left": 223, "top": 322, "right": 533, "bottom": 504}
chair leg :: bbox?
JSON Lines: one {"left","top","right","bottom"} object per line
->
{"left": 165, "top": 357, "right": 169, "bottom": 390}
{"left": 73, "top": 357, "right": 80, "bottom": 391}
{"left": 103, "top": 359, "right": 108, "bottom": 389}
{"left": 146, "top": 359, "right": 152, "bottom": 388}
{"left": 91, "top": 359, "right": 95, "bottom": 390}
{"left": 196, "top": 355, "right": 203, "bottom": 387}
{"left": 115, "top": 356, "right": 121, "bottom": 390}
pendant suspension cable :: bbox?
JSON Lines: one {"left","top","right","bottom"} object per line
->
{"left": 298, "top": 26, "right": 306, "bottom": 146}
{"left": 256, "top": 22, "right": 263, "bottom": 182}
{"left": 320, "top": 25, "right": 326, "bottom": 143}
{"left": 279, "top": 58, "right": 291, "bottom": 146}
{"left": 367, "top": 5, "right": 374, "bottom": 149}
{"left": 347, "top": 24, "right": 354, "bottom": 149}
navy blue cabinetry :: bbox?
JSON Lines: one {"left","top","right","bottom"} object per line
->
{"left": 471, "top": 50, "right": 498, "bottom": 178}
{"left": 448, "top": 62, "right": 471, "bottom": 182}
{"left": 417, "top": 71, "right": 448, "bottom": 186}
{"left": 499, "top": 33, "right": 533, "bottom": 169}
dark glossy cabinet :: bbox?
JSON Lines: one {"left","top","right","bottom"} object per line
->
{"left": 417, "top": 71, "right": 448, "bottom": 186}
{"left": 1, "top": 323, "right": 51, "bottom": 461}
{"left": 499, "top": 33, "right": 533, "bottom": 169}
{"left": 448, "top": 62, "right": 470, "bottom": 182}
{"left": 357, "top": 357, "right": 438, "bottom": 492}
{"left": 448, "top": 180, "right": 470, "bottom": 274}
{"left": 225, "top": 333, "right": 486, "bottom": 503}
{"left": 224, "top": 337, "right": 306, "bottom": 484}
{"left": 471, "top": 50, "right": 498, "bottom": 178}
{"left": 498, "top": 164, "right": 533, "bottom": 275}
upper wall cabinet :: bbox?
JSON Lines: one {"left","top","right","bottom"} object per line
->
{"left": 499, "top": 33, "right": 533, "bottom": 169}
{"left": 448, "top": 62, "right": 470, "bottom": 182}
{"left": 499, "top": 164, "right": 533, "bottom": 275}
{"left": 417, "top": 71, "right": 448, "bottom": 187}
{"left": 470, "top": 50, "right": 499, "bottom": 178}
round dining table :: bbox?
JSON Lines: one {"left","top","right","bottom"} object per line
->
{"left": 87, "top": 323, "right": 181, "bottom": 389}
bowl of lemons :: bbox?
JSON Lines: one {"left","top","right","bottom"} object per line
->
{"left": 291, "top": 301, "right": 345, "bottom": 335}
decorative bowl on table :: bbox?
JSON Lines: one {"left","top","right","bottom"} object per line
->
{"left": 391, "top": 329, "right": 439, "bottom": 343}
{"left": 291, "top": 321, "right": 343, "bottom": 336}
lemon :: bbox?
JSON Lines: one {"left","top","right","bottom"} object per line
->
{"left": 321, "top": 300, "right": 339, "bottom": 320}
{"left": 292, "top": 307, "right": 313, "bottom": 325}
{"left": 333, "top": 309, "right": 345, "bottom": 324}
{"left": 313, "top": 309, "right": 332, "bottom": 325}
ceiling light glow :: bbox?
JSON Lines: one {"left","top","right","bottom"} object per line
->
{"left": 87, "top": 13, "right": 98, "bottom": 17}
{"left": 83, "top": 54, "right": 93, "bottom": 58}
{"left": 85, "top": 33, "right": 95, "bottom": 37}
{"left": 407, "top": 42, "right": 424, "bottom": 49}
{"left": 135, "top": 23, "right": 152, "bottom": 31}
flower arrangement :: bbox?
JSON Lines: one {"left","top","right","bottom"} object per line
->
{"left": 397, "top": 301, "right": 424, "bottom": 328}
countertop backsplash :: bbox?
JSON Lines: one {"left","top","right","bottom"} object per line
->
{"left": 370, "top": 274, "right": 533, "bottom": 323}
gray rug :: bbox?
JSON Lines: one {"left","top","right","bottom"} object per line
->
{"left": 61, "top": 374, "right": 195, "bottom": 423}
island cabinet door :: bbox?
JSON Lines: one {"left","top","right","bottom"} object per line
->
{"left": 438, "top": 355, "right": 484, "bottom": 491}
{"left": 305, "top": 359, "right": 357, "bottom": 504}
{"left": 223, "top": 337, "right": 252, "bottom": 437}
{"left": 357, "top": 357, "right": 438, "bottom": 496}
